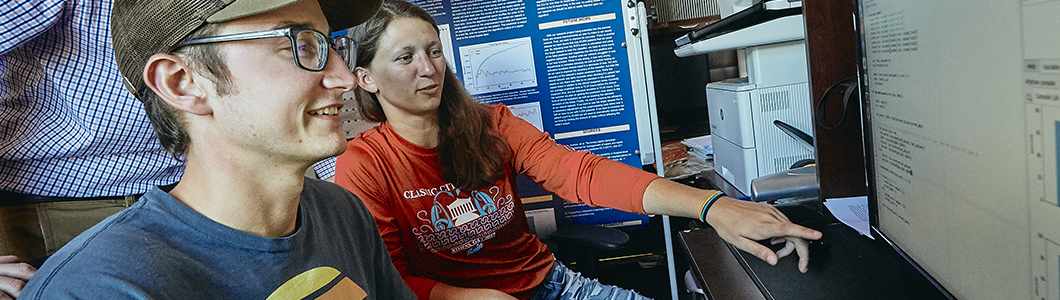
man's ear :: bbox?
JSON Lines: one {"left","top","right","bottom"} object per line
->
{"left": 143, "top": 53, "right": 212, "bottom": 115}
{"left": 354, "top": 66, "right": 378, "bottom": 93}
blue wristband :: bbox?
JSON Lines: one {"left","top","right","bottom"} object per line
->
{"left": 699, "top": 191, "right": 725, "bottom": 223}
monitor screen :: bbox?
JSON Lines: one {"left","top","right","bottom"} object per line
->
{"left": 856, "top": 0, "right": 1060, "bottom": 299}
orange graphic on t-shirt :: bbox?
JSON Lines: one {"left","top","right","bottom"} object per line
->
{"left": 266, "top": 267, "right": 366, "bottom": 300}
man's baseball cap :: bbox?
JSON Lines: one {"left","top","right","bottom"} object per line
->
{"left": 112, "top": 0, "right": 382, "bottom": 99}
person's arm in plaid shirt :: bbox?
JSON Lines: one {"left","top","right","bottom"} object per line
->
{"left": 0, "top": 1, "right": 65, "bottom": 298}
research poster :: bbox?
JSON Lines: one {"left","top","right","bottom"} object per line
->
{"left": 408, "top": 0, "right": 650, "bottom": 230}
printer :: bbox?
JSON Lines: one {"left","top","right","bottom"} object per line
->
{"left": 675, "top": 0, "right": 814, "bottom": 195}
{"left": 707, "top": 40, "right": 813, "bottom": 195}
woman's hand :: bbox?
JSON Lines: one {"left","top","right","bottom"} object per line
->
{"left": 705, "top": 198, "right": 821, "bottom": 273}
{"left": 0, "top": 255, "right": 36, "bottom": 300}
{"left": 429, "top": 282, "right": 517, "bottom": 300}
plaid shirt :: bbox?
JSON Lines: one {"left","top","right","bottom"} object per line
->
{"left": 1, "top": 0, "right": 184, "bottom": 198}
{"left": 0, "top": 0, "right": 336, "bottom": 200}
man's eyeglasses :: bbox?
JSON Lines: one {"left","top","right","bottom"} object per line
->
{"left": 174, "top": 28, "right": 356, "bottom": 72}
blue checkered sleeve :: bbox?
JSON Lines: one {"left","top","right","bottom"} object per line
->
{"left": 0, "top": 0, "right": 64, "bottom": 55}
{"left": 1, "top": 0, "right": 184, "bottom": 198}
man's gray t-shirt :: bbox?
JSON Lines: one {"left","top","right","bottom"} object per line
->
{"left": 21, "top": 178, "right": 415, "bottom": 299}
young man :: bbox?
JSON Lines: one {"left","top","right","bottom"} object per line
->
{"left": 1, "top": 1, "right": 343, "bottom": 296}
{"left": 19, "top": 0, "right": 415, "bottom": 298}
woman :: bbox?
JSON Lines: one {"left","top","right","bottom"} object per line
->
{"left": 334, "top": 1, "right": 822, "bottom": 299}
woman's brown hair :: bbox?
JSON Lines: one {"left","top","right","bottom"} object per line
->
{"left": 348, "top": 0, "right": 510, "bottom": 191}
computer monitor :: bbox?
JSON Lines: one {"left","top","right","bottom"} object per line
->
{"left": 855, "top": 0, "right": 1060, "bottom": 299}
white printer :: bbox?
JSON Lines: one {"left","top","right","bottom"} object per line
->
{"left": 707, "top": 41, "right": 813, "bottom": 195}
{"left": 674, "top": 0, "right": 813, "bottom": 195}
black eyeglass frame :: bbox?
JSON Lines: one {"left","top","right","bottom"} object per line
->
{"left": 173, "top": 27, "right": 357, "bottom": 72}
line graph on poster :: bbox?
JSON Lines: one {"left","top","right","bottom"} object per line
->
{"left": 460, "top": 36, "right": 538, "bottom": 95}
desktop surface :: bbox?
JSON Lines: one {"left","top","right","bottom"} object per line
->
{"left": 679, "top": 203, "right": 950, "bottom": 300}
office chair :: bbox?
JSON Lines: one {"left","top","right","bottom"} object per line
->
{"left": 546, "top": 224, "right": 630, "bottom": 277}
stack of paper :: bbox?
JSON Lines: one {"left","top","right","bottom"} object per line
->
{"left": 681, "top": 135, "right": 713, "bottom": 160}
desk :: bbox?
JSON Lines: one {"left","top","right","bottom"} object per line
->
{"left": 678, "top": 171, "right": 950, "bottom": 300}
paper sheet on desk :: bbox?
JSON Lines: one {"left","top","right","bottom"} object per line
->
{"left": 680, "top": 135, "right": 713, "bottom": 160}
{"left": 824, "top": 196, "right": 874, "bottom": 239}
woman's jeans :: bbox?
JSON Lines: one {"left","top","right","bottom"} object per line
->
{"left": 529, "top": 260, "right": 653, "bottom": 300}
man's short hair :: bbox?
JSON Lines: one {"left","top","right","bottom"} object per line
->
{"left": 136, "top": 23, "right": 229, "bottom": 158}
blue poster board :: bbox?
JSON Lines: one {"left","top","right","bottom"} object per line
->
{"left": 407, "top": 0, "right": 657, "bottom": 230}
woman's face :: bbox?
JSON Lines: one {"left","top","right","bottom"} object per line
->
{"left": 355, "top": 17, "right": 447, "bottom": 121}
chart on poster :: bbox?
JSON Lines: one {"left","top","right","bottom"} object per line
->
{"left": 460, "top": 37, "right": 538, "bottom": 95}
